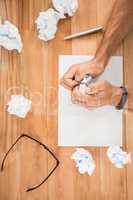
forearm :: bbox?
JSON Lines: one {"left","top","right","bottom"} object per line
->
{"left": 95, "top": 0, "right": 133, "bottom": 67}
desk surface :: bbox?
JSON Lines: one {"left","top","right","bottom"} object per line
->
{"left": 0, "top": 0, "right": 133, "bottom": 199}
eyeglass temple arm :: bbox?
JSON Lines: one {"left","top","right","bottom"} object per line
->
{"left": 1, "top": 133, "right": 60, "bottom": 192}
{"left": 25, "top": 134, "right": 60, "bottom": 192}
{"left": 1, "top": 134, "right": 23, "bottom": 171}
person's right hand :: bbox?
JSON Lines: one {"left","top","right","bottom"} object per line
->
{"left": 71, "top": 80, "right": 122, "bottom": 109}
{"left": 60, "top": 58, "right": 105, "bottom": 90}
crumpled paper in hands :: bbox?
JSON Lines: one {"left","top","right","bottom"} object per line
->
{"left": 71, "top": 148, "right": 96, "bottom": 175}
{"left": 7, "top": 95, "right": 32, "bottom": 118}
{"left": 107, "top": 146, "right": 131, "bottom": 168}
{"left": 35, "top": 8, "right": 65, "bottom": 41}
{"left": 79, "top": 75, "right": 93, "bottom": 93}
{"left": 0, "top": 19, "right": 23, "bottom": 52}
{"left": 52, "top": 0, "right": 78, "bottom": 16}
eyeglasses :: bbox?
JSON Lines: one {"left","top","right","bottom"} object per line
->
{"left": 1, "top": 134, "right": 60, "bottom": 192}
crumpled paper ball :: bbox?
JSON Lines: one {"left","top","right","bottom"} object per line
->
{"left": 79, "top": 75, "right": 93, "bottom": 93}
{"left": 7, "top": 95, "right": 32, "bottom": 118}
{"left": 35, "top": 8, "right": 65, "bottom": 41}
{"left": 71, "top": 148, "right": 96, "bottom": 176}
{"left": 107, "top": 146, "right": 131, "bottom": 168}
{"left": 52, "top": 0, "right": 78, "bottom": 16}
{"left": 0, "top": 19, "right": 23, "bottom": 52}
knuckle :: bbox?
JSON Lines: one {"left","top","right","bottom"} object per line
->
{"left": 60, "top": 78, "right": 64, "bottom": 84}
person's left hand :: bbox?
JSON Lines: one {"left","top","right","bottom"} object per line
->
{"left": 71, "top": 80, "right": 122, "bottom": 109}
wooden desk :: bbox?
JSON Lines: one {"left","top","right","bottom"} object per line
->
{"left": 0, "top": 0, "right": 133, "bottom": 199}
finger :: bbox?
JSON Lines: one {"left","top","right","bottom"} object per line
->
{"left": 85, "top": 82, "right": 104, "bottom": 95}
{"left": 59, "top": 80, "right": 71, "bottom": 90}
{"left": 75, "top": 71, "right": 87, "bottom": 82}
{"left": 71, "top": 96, "right": 85, "bottom": 105}
{"left": 63, "top": 78, "right": 79, "bottom": 89}
{"left": 72, "top": 87, "right": 88, "bottom": 105}
{"left": 86, "top": 84, "right": 99, "bottom": 94}
{"left": 63, "top": 66, "right": 76, "bottom": 78}
{"left": 73, "top": 87, "right": 99, "bottom": 106}
{"left": 85, "top": 106, "right": 96, "bottom": 110}
{"left": 71, "top": 87, "right": 80, "bottom": 102}
{"left": 86, "top": 95, "right": 99, "bottom": 107}
{"left": 84, "top": 99, "right": 98, "bottom": 110}
{"left": 60, "top": 66, "right": 79, "bottom": 89}
{"left": 75, "top": 74, "right": 82, "bottom": 82}
{"left": 71, "top": 92, "right": 78, "bottom": 104}
{"left": 74, "top": 61, "right": 97, "bottom": 82}
{"left": 75, "top": 87, "right": 87, "bottom": 103}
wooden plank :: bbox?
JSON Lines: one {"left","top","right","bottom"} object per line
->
{"left": 0, "top": 0, "right": 48, "bottom": 199}
{"left": 46, "top": 6, "right": 73, "bottom": 200}
{"left": 124, "top": 31, "right": 133, "bottom": 200}
{"left": 71, "top": 1, "right": 100, "bottom": 200}
{"left": 19, "top": 0, "right": 49, "bottom": 199}
{"left": 72, "top": 0, "right": 97, "bottom": 55}
{"left": 0, "top": 1, "right": 22, "bottom": 199}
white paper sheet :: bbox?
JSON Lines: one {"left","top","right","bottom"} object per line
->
{"left": 58, "top": 55, "right": 123, "bottom": 147}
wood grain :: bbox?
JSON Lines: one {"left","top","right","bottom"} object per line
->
{"left": 0, "top": 0, "right": 133, "bottom": 200}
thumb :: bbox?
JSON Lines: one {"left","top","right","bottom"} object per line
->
{"left": 75, "top": 71, "right": 85, "bottom": 82}
{"left": 85, "top": 84, "right": 98, "bottom": 95}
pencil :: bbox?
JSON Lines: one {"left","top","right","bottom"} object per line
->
{"left": 64, "top": 26, "right": 103, "bottom": 40}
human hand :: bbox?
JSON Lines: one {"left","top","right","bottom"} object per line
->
{"left": 71, "top": 80, "right": 122, "bottom": 109}
{"left": 60, "top": 58, "right": 105, "bottom": 90}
